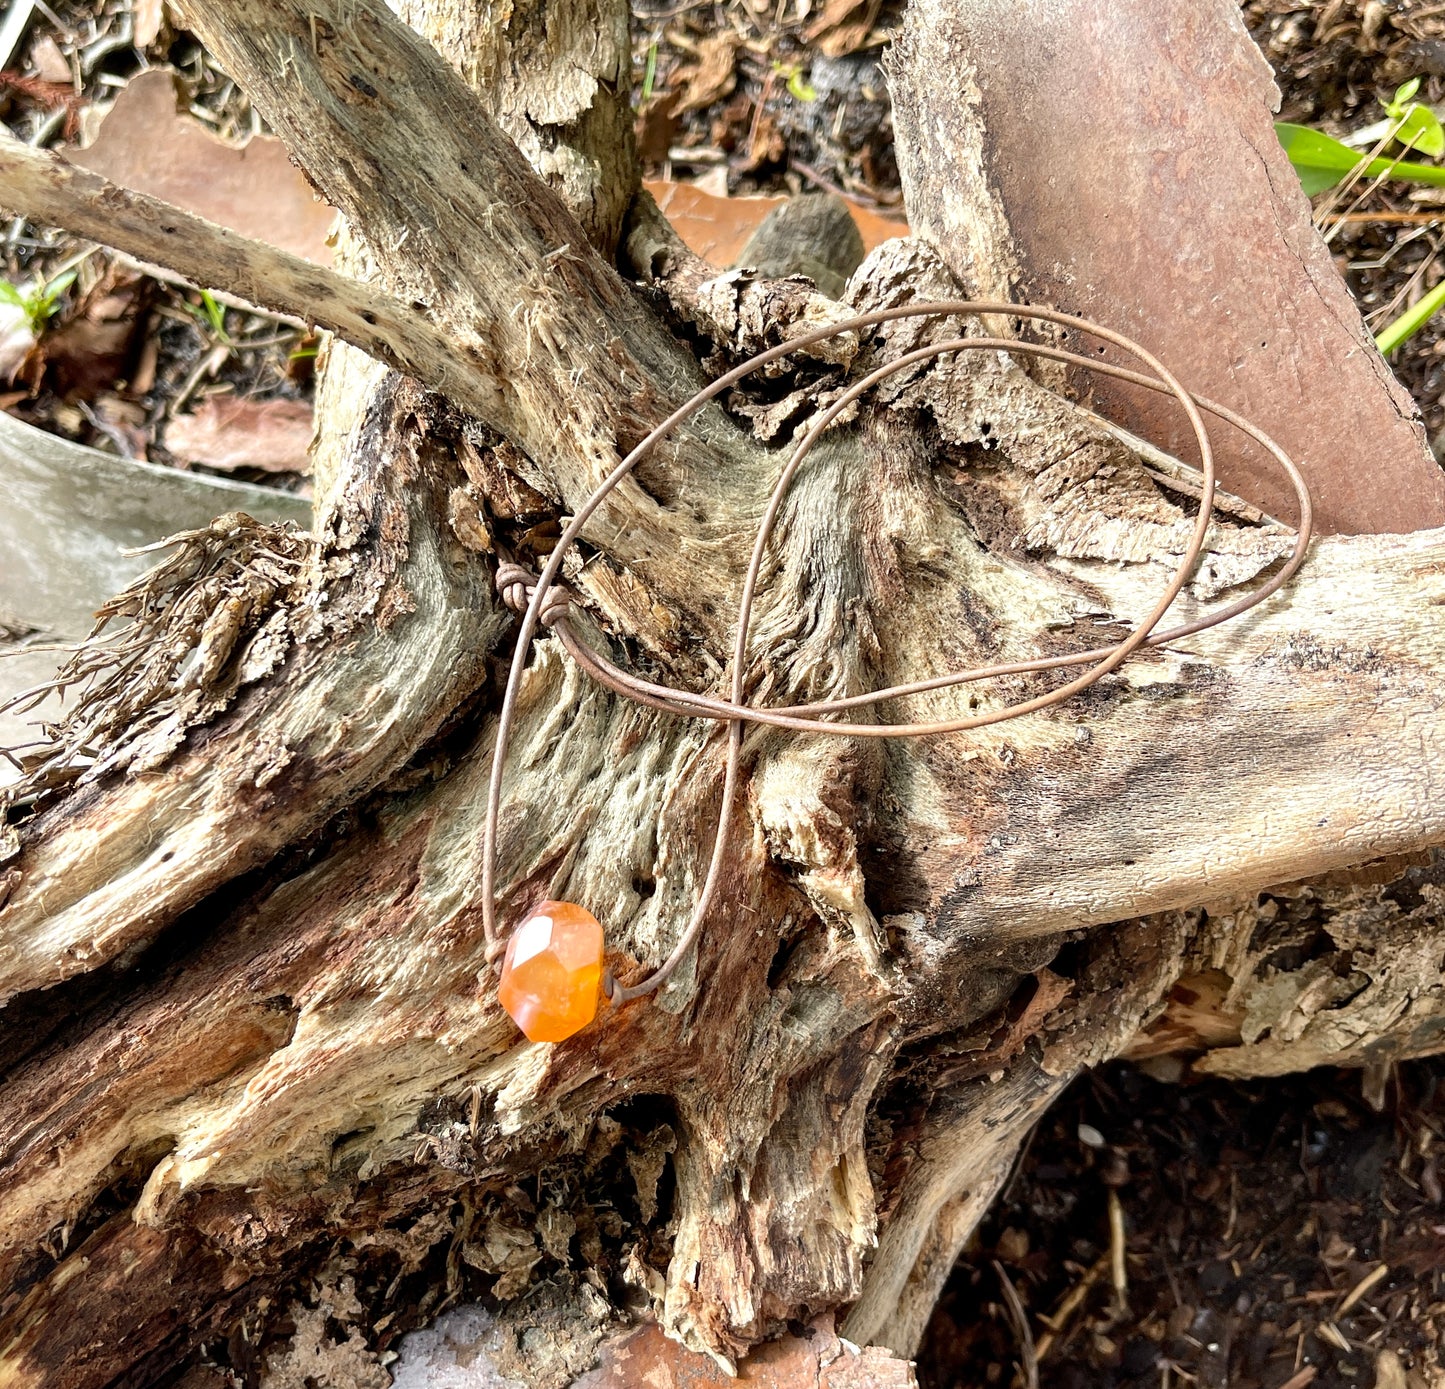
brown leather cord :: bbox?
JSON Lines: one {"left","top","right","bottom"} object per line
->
{"left": 479, "top": 301, "right": 1314, "bottom": 1009}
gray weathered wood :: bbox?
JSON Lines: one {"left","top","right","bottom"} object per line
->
{"left": 2, "top": 0, "right": 1445, "bottom": 1383}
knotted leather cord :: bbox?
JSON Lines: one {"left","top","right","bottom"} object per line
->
{"left": 480, "top": 301, "right": 1314, "bottom": 1009}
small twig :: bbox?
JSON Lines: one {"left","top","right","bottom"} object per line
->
{"left": 1108, "top": 1187, "right": 1129, "bottom": 1313}
{"left": 1034, "top": 1251, "right": 1109, "bottom": 1362}
{"left": 1366, "top": 248, "right": 1439, "bottom": 333}
{"left": 790, "top": 156, "right": 885, "bottom": 210}
{"left": 1317, "top": 117, "right": 1420, "bottom": 238}
{"left": 168, "top": 343, "right": 230, "bottom": 417}
{"left": 992, "top": 1260, "right": 1039, "bottom": 1389}
{"left": 1335, "top": 1262, "right": 1389, "bottom": 1318}
{"left": 1141, "top": 465, "right": 1271, "bottom": 526}
{"left": 115, "top": 254, "right": 308, "bottom": 330}
{"left": 229, "top": 329, "right": 308, "bottom": 353}
{"left": 1324, "top": 210, "right": 1445, "bottom": 227}
{"left": 1274, "top": 1368, "right": 1318, "bottom": 1389}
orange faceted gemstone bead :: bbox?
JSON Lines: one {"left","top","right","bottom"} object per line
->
{"left": 497, "top": 901, "right": 605, "bottom": 1043}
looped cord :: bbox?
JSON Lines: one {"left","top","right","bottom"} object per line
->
{"left": 495, "top": 561, "right": 571, "bottom": 628}
{"left": 479, "top": 300, "right": 1314, "bottom": 1011}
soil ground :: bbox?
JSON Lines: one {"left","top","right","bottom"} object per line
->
{"left": 919, "top": 1063, "right": 1445, "bottom": 1389}
{"left": 1, "top": 2, "right": 1443, "bottom": 1387}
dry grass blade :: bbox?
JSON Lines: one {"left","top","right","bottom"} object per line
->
{"left": 992, "top": 1259, "right": 1039, "bottom": 1389}
{"left": 1108, "top": 1187, "right": 1128, "bottom": 1313}
{"left": 1335, "top": 1262, "right": 1389, "bottom": 1318}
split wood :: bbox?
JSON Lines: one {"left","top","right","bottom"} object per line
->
{"left": 482, "top": 300, "right": 1314, "bottom": 1006}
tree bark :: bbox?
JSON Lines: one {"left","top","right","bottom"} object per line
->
{"left": 889, "top": 0, "right": 1445, "bottom": 536}
{"left": 2, "top": 0, "right": 1445, "bottom": 1384}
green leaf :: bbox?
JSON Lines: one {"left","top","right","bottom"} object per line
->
{"left": 0, "top": 281, "right": 26, "bottom": 310}
{"left": 1376, "top": 275, "right": 1445, "bottom": 355}
{"left": 42, "top": 270, "right": 76, "bottom": 300}
{"left": 641, "top": 41, "right": 658, "bottom": 103}
{"left": 1276, "top": 121, "right": 1445, "bottom": 194}
{"left": 1275, "top": 124, "right": 1365, "bottom": 194}
{"left": 31, "top": 270, "right": 77, "bottom": 325}
{"left": 786, "top": 67, "right": 817, "bottom": 102}
{"left": 1393, "top": 77, "right": 1422, "bottom": 108}
{"left": 199, "top": 288, "right": 226, "bottom": 338}
{"left": 1397, "top": 102, "right": 1445, "bottom": 157}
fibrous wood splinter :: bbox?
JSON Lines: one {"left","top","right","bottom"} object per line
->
{"left": 484, "top": 300, "right": 1315, "bottom": 1044}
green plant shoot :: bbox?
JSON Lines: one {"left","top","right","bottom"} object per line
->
{"left": 771, "top": 62, "right": 817, "bottom": 103}
{"left": 786, "top": 66, "right": 817, "bottom": 102}
{"left": 1276, "top": 122, "right": 1445, "bottom": 195}
{"left": 200, "top": 289, "right": 228, "bottom": 340}
{"left": 1383, "top": 77, "right": 1445, "bottom": 157}
{"left": 0, "top": 270, "right": 77, "bottom": 333}
{"left": 641, "top": 41, "right": 658, "bottom": 103}
{"left": 1375, "top": 277, "right": 1445, "bottom": 356}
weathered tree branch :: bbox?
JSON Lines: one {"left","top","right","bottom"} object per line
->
{"left": 0, "top": 137, "right": 512, "bottom": 431}
{"left": 5, "top": 0, "right": 1445, "bottom": 1383}
{"left": 180, "top": 0, "right": 738, "bottom": 515}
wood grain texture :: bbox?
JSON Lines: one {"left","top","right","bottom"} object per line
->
{"left": 4, "top": 0, "right": 1445, "bottom": 1381}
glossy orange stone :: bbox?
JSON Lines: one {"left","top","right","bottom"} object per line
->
{"left": 497, "top": 900, "right": 605, "bottom": 1043}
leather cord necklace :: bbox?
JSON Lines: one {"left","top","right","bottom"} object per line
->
{"left": 477, "top": 301, "right": 1314, "bottom": 1042}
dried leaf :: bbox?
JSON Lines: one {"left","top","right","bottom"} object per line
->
{"left": 164, "top": 396, "right": 314, "bottom": 475}
{"left": 41, "top": 267, "right": 148, "bottom": 399}
{"left": 744, "top": 108, "right": 786, "bottom": 171}
{"left": 647, "top": 180, "right": 783, "bottom": 265}
{"left": 672, "top": 34, "right": 740, "bottom": 114}
{"left": 803, "top": 0, "right": 885, "bottom": 58}
{"left": 575, "top": 1316, "right": 917, "bottom": 1386}
{"left": 68, "top": 70, "right": 335, "bottom": 264}
{"left": 644, "top": 179, "right": 908, "bottom": 267}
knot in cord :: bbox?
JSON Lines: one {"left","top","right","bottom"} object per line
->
{"left": 495, "top": 561, "right": 571, "bottom": 629}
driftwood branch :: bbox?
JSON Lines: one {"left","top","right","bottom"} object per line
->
{"left": 179, "top": 0, "right": 727, "bottom": 496}
{"left": 4, "top": 0, "right": 1445, "bottom": 1383}
{"left": 0, "top": 137, "right": 513, "bottom": 432}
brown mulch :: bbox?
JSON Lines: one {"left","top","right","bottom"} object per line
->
{"left": 917, "top": 1060, "right": 1445, "bottom": 1389}
{"left": 629, "top": 0, "right": 903, "bottom": 206}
